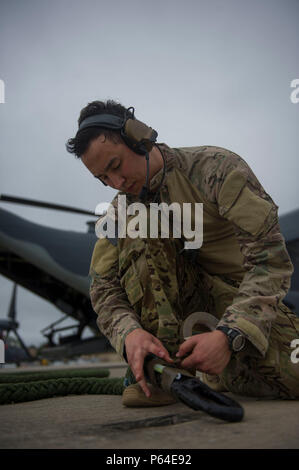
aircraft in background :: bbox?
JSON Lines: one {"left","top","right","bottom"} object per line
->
{"left": 0, "top": 194, "right": 111, "bottom": 362}
{"left": 277, "top": 208, "right": 299, "bottom": 313}
{"left": 0, "top": 194, "right": 298, "bottom": 362}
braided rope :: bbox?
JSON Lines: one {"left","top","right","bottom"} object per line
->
{"left": 0, "top": 368, "right": 125, "bottom": 405}
{"left": 0, "top": 367, "right": 110, "bottom": 383}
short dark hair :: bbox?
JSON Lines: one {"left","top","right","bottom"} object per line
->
{"left": 66, "top": 100, "right": 134, "bottom": 158}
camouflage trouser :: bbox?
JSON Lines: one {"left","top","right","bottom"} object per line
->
{"left": 118, "top": 236, "right": 299, "bottom": 399}
{"left": 220, "top": 306, "right": 299, "bottom": 399}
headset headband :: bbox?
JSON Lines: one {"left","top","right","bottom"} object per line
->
{"left": 78, "top": 114, "right": 124, "bottom": 132}
{"left": 77, "top": 107, "right": 158, "bottom": 156}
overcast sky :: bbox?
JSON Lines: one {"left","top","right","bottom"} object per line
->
{"left": 0, "top": 0, "right": 298, "bottom": 346}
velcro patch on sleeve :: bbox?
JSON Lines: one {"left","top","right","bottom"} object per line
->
{"left": 225, "top": 186, "right": 272, "bottom": 236}
{"left": 218, "top": 170, "right": 272, "bottom": 236}
{"left": 218, "top": 169, "right": 247, "bottom": 214}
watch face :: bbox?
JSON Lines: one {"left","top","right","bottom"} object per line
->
{"left": 216, "top": 326, "right": 246, "bottom": 352}
{"left": 232, "top": 334, "right": 245, "bottom": 352}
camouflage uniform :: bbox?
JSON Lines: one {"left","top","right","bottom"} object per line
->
{"left": 90, "top": 144, "right": 299, "bottom": 399}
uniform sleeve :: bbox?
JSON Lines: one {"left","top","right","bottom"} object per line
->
{"left": 89, "top": 236, "right": 142, "bottom": 358}
{"left": 202, "top": 149, "right": 294, "bottom": 357}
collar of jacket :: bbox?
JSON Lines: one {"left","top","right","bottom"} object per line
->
{"left": 125, "top": 143, "right": 178, "bottom": 205}
{"left": 149, "top": 143, "right": 177, "bottom": 191}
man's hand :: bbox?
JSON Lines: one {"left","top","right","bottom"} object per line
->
{"left": 125, "top": 328, "right": 173, "bottom": 397}
{"left": 176, "top": 330, "right": 232, "bottom": 375}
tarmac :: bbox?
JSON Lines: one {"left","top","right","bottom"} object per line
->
{"left": 0, "top": 357, "right": 299, "bottom": 449}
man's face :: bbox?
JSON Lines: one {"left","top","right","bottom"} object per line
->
{"left": 82, "top": 135, "right": 147, "bottom": 195}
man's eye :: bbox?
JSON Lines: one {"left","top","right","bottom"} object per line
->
{"left": 97, "top": 175, "right": 107, "bottom": 184}
{"left": 99, "top": 176, "right": 108, "bottom": 186}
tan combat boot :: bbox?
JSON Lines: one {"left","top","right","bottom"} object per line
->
{"left": 122, "top": 383, "right": 177, "bottom": 407}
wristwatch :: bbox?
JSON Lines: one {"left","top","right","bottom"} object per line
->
{"left": 216, "top": 326, "right": 246, "bottom": 352}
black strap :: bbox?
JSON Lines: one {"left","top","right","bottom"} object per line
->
{"left": 144, "top": 355, "right": 244, "bottom": 423}
{"left": 171, "top": 375, "right": 244, "bottom": 422}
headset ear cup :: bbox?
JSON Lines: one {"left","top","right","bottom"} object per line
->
{"left": 123, "top": 119, "right": 157, "bottom": 154}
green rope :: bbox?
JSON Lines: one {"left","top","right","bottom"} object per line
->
{"left": 0, "top": 367, "right": 110, "bottom": 383}
{"left": 0, "top": 367, "right": 125, "bottom": 405}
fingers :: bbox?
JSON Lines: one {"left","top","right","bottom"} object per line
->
{"left": 138, "top": 378, "right": 151, "bottom": 398}
{"left": 125, "top": 329, "right": 175, "bottom": 397}
{"left": 177, "top": 334, "right": 232, "bottom": 373}
{"left": 127, "top": 344, "right": 162, "bottom": 397}
{"left": 130, "top": 357, "right": 151, "bottom": 397}
{"left": 176, "top": 336, "right": 197, "bottom": 359}
{"left": 152, "top": 338, "right": 174, "bottom": 363}
{"left": 132, "top": 343, "right": 173, "bottom": 395}
{"left": 130, "top": 354, "right": 150, "bottom": 397}
{"left": 175, "top": 334, "right": 213, "bottom": 370}
{"left": 180, "top": 354, "right": 198, "bottom": 370}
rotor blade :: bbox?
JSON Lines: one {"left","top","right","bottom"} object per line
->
{"left": 8, "top": 283, "right": 17, "bottom": 321}
{"left": 0, "top": 194, "right": 96, "bottom": 216}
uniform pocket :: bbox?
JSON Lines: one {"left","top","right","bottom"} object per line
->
{"left": 223, "top": 186, "right": 272, "bottom": 236}
{"left": 119, "top": 238, "right": 145, "bottom": 306}
{"left": 120, "top": 262, "right": 144, "bottom": 306}
{"left": 118, "top": 238, "right": 145, "bottom": 276}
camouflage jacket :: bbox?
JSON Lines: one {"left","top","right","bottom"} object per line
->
{"left": 89, "top": 143, "right": 294, "bottom": 358}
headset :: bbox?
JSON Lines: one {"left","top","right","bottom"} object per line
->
{"left": 78, "top": 106, "right": 158, "bottom": 156}
{"left": 78, "top": 107, "right": 161, "bottom": 200}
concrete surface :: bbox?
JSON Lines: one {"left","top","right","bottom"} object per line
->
{"left": 0, "top": 361, "right": 299, "bottom": 449}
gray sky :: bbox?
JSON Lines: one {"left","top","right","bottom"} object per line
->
{"left": 0, "top": 0, "right": 298, "bottom": 346}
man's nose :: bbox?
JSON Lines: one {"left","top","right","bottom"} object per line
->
{"left": 110, "top": 173, "right": 125, "bottom": 190}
